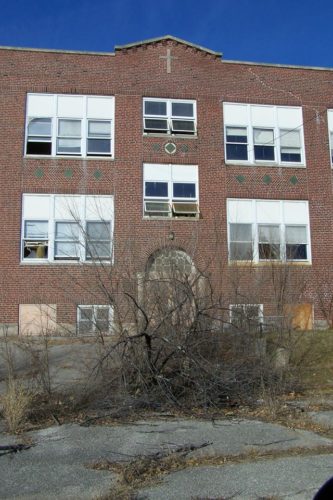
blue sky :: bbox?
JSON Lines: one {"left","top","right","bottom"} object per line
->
{"left": 1, "top": 0, "right": 333, "bottom": 67}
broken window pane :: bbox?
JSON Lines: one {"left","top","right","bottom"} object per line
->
{"left": 27, "top": 118, "right": 52, "bottom": 155}
{"left": 259, "top": 225, "right": 280, "bottom": 260}
{"left": 254, "top": 128, "right": 275, "bottom": 161}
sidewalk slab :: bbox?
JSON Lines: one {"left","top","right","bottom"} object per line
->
{"left": 0, "top": 419, "right": 332, "bottom": 499}
{"left": 138, "top": 454, "right": 333, "bottom": 500}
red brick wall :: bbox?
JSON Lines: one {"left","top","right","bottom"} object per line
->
{"left": 1, "top": 39, "right": 333, "bottom": 327}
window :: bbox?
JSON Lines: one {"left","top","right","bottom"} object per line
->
{"left": 22, "top": 194, "right": 113, "bottom": 263}
{"left": 327, "top": 110, "right": 333, "bottom": 166}
{"left": 143, "top": 98, "right": 196, "bottom": 135}
{"left": 223, "top": 103, "right": 305, "bottom": 165}
{"left": 227, "top": 199, "right": 311, "bottom": 263}
{"left": 230, "top": 304, "right": 263, "bottom": 330}
{"left": 77, "top": 305, "right": 113, "bottom": 335}
{"left": 25, "top": 94, "right": 114, "bottom": 157}
{"left": 143, "top": 164, "right": 199, "bottom": 218}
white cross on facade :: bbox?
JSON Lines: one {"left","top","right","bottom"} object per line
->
{"left": 159, "top": 48, "right": 178, "bottom": 74}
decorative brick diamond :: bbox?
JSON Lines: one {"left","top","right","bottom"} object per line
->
{"left": 93, "top": 170, "right": 102, "bottom": 180}
{"left": 290, "top": 175, "right": 298, "bottom": 185}
{"left": 164, "top": 142, "right": 177, "bottom": 155}
{"left": 34, "top": 168, "right": 44, "bottom": 178}
{"left": 64, "top": 168, "right": 73, "bottom": 178}
{"left": 263, "top": 174, "right": 272, "bottom": 185}
{"left": 236, "top": 175, "right": 245, "bottom": 184}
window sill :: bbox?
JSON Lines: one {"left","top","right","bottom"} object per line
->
{"left": 143, "top": 133, "right": 198, "bottom": 139}
{"left": 225, "top": 161, "right": 306, "bottom": 168}
{"left": 228, "top": 260, "right": 312, "bottom": 267}
{"left": 20, "top": 260, "right": 112, "bottom": 266}
{"left": 24, "top": 155, "right": 115, "bottom": 161}
{"left": 142, "top": 216, "right": 200, "bottom": 221}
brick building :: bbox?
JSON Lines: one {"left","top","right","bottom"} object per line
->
{"left": 1, "top": 35, "right": 333, "bottom": 335}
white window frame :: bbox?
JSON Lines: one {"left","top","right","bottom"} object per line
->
{"left": 77, "top": 305, "right": 113, "bottom": 335}
{"left": 143, "top": 97, "right": 197, "bottom": 136}
{"left": 143, "top": 163, "right": 199, "bottom": 218}
{"left": 327, "top": 110, "right": 333, "bottom": 167}
{"left": 227, "top": 199, "right": 311, "bottom": 263}
{"left": 223, "top": 103, "right": 305, "bottom": 167}
{"left": 25, "top": 94, "right": 115, "bottom": 158}
{"left": 230, "top": 304, "right": 263, "bottom": 328}
{"left": 21, "top": 194, "right": 114, "bottom": 264}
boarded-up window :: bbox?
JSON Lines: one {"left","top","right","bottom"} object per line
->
{"left": 284, "top": 303, "right": 313, "bottom": 331}
{"left": 19, "top": 304, "right": 57, "bottom": 335}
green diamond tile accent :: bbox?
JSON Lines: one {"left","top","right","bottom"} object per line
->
{"left": 34, "top": 168, "right": 44, "bottom": 178}
{"left": 180, "top": 144, "right": 189, "bottom": 153}
{"left": 153, "top": 143, "right": 161, "bottom": 152}
{"left": 64, "top": 168, "right": 73, "bottom": 179}
{"left": 235, "top": 175, "right": 245, "bottom": 184}
{"left": 164, "top": 142, "right": 177, "bottom": 155}
{"left": 93, "top": 170, "right": 102, "bottom": 180}
{"left": 263, "top": 174, "right": 272, "bottom": 185}
{"left": 290, "top": 175, "right": 298, "bottom": 185}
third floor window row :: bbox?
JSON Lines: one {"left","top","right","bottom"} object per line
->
{"left": 25, "top": 94, "right": 333, "bottom": 167}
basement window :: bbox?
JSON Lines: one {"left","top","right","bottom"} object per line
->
{"left": 77, "top": 305, "right": 113, "bottom": 335}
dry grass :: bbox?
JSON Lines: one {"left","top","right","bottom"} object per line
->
{"left": 1, "top": 379, "right": 34, "bottom": 433}
{"left": 91, "top": 444, "right": 333, "bottom": 500}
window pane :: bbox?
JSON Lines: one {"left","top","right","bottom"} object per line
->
{"left": 286, "top": 244, "right": 307, "bottom": 260}
{"left": 144, "top": 118, "right": 168, "bottom": 131}
{"left": 230, "top": 224, "right": 252, "bottom": 242}
{"left": 172, "top": 120, "right": 195, "bottom": 132}
{"left": 86, "top": 242, "right": 111, "bottom": 259}
{"left": 55, "top": 222, "right": 80, "bottom": 240}
{"left": 25, "top": 221, "right": 48, "bottom": 239}
{"left": 285, "top": 226, "right": 307, "bottom": 244}
{"left": 254, "top": 129, "right": 274, "bottom": 145}
{"left": 280, "top": 130, "right": 301, "bottom": 148}
{"left": 54, "top": 242, "right": 80, "bottom": 258}
{"left": 171, "top": 102, "right": 194, "bottom": 117}
{"left": 226, "top": 127, "right": 247, "bottom": 143}
{"left": 58, "top": 119, "right": 81, "bottom": 136}
{"left": 259, "top": 225, "right": 280, "bottom": 243}
{"left": 230, "top": 242, "right": 253, "bottom": 260}
{"left": 86, "top": 221, "right": 111, "bottom": 240}
{"left": 281, "top": 149, "right": 301, "bottom": 162}
{"left": 88, "top": 120, "right": 110, "bottom": 137}
{"left": 226, "top": 144, "right": 248, "bottom": 160}
{"left": 57, "top": 138, "right": 81, "bottom": 153}
{"left": 254, "top": 145, "right": 275, "bottom": 161}
{"left": 145, "top": 182, "right": 168, "bottom": 197}
{"left": 87, "top": 139, "right": 111, "bottom": 154}
{"left": 80, "top": 307, "right": 93, "bottom": 321}
{"left": 144, "top": 101, "right": 167, "bottom": 116}
{"left": 28, "top": 118, "right": 51, "bottom": 136}
{"left": 26, "top": 141, "right": 52, "bottom": 155}
{"left": 259, "top": 244, "right": 280, "bottom": 260}
{"left": 173, "top": 183, "right": 196, "bottom": 198}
